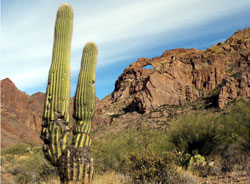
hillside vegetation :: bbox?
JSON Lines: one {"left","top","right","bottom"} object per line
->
{"left": 1, "top": 98, "right": 249, "bottom": 183}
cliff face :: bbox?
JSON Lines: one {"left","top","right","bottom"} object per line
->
{"left": 1, "top": 78, "right": 43, "bottom": 148}
{"left": 1, "top": 78, "right": 44, "bottom": 131}
{"left": 111, "top": 28, "right": 250, "bottom": 113}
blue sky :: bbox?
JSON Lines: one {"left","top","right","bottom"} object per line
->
{"left": 1, "top": 0, "right": 250, "bottom": 99}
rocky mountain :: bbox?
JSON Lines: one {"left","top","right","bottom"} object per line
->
{"left": 1, "top": 27, "right": 249, "bottom": 149}
{"left": 1, "top": 78, "right": 43, "bottom": 149}
{"left": 111, "top": 28, "right": 250, "bottom": 113}
{"left": 94, "top": 28, "right": 250, "bottom": 131}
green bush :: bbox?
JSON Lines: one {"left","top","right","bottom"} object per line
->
{"left": 218, "top": 99, "right": 250, "bottom": 152}
{"left": 2, "top": 143, "right": 29, "bottom": 156}
{"left": 168, "top": 113, "right": 219, "bottom": 156}
{"left": 9, "top": 153, "right": 57, "bottom": 183}
{"left": 2, "top": 145, "right": 58, "bottom": 184}
{"left": 127, "top": 150, "right": 197, "bottom": 184}
{"left": 216, "top": 100, "right": 250, "bottom": 172}
{"left": 92, "top": 129, "right": 172, "bottom": 173}
{"left": 168, "top": 99, "right": 250, "bottom": 173}
{"left": 169, "top": 99, "right": 250, "bottom": 155}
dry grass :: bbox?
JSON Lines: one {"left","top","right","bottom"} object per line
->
{"left": 40, "top": 171, "right": 132, "bottom": 184}
{"left": 41, "top": 176, "right": 60, "bottom": 184}
{"left": 92, "top": 171, "right": 132, "bottom": 184}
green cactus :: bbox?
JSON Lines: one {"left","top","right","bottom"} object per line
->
{"left": 41, "top": 3, "right": 97, "bottom": 183}
{"left": 57, "top": 43, "right": 97, "bottom": 183}
{"left": 73, "top": 42, "right": 98, "bottom": 148}
{"left": 41, "top": 3, "right": 73, "bottom": 165}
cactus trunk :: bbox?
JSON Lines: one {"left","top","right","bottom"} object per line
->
{"left": 41, "top": 3, "right": 73, "bottom": 165}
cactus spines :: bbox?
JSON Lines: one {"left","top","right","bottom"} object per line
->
{"left": 73, "top": 42, "right": 98, "bottom": 148}
{"left": 58, "top": 146, "right": 94, "bottom": 184}
{"left": 41, "top": 3, "right": 73, "bottom": 165}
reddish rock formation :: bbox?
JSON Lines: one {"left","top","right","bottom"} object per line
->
{"left": 1, "top": 78, "right": 43, "bottom": 148}
{"left": 111, "top": 28, "right": 250, "bottom": 113}
{"left": 1, "top": 78, "right": 43, "bottom": 131}
{"left": 218, "top": 73, "right": 250, "bottom": 108}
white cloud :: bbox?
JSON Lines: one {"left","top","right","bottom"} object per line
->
{"left": 9, "top": 66, "right": 49, "bottom": 89}
{"left": 1, "top": 0, "right": 250, "bottom": 95}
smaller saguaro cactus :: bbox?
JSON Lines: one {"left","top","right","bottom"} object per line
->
{"left": 73, "top": 42, "right": 98, "bottom": 148}
{"left": 58, "top": 42, "right": 98, "bottom": 184}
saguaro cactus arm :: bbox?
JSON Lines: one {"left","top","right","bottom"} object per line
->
{"left": 73, "top": 42, "right": 98, "bottom": 148}
{"left": 41, "top": 3, "right": 73, "bottom": 165}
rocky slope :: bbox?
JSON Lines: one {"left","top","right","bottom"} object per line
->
{"left": 93, "top": 28, "right": 250, "bottom": 130}
{"left": 111, "top": 28, "right": 250, "bottom": 113}
{"left": 1, "top": 27, "right": 249, "bottom": 149}
{"left": 1, "top": 78, "right": 43, "bottom": 148}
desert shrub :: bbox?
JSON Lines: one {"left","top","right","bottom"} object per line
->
{"left": 168, "top": 99, "right": 250, "bottom": 174}
{"left": 2, "top": 144, "right": 58, "bottom": 184}
{"left": 211, "top": 99, "right": 250, "bottom": 172}
{"left": 218, "top": 99, "right": 250, "bottom": 153}
{"left": 92, "top": 129, "right": 171, "bottom": 173}
{"left": 127, "top": 150, "right": 197, "bottom": 184}
{"left": 168, "top": 99, "right": 250, "bottom": 156}
{"left": 8, "top": 153, "right": 57, "bottom": 183}
{"left": 2, "top": 143, "right": 29, "bottom": 156}
{"left": 168, "top": 113, "right": 220, "bottom": 156}
{"left": 92, "top": 130, "right": 141, "bottom": 173}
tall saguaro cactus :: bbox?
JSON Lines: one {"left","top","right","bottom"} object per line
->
{"left": 41, "top": 3, "right": 97, "bottom": 184}
{"left": 41, "top": 3, "right": 73, "bottom": 165}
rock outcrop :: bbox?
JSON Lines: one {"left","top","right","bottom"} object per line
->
{"left": 1, "top": 78, "right": 43, "bottom": 148}
{"left": 218, "top": 73, "right": 250, "bottom": 108}
{"left": 1, "top": 78, "right": 43, "bottom": 131}
{"left": 111, "top": 28, "right": 250, "bottom": 113}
